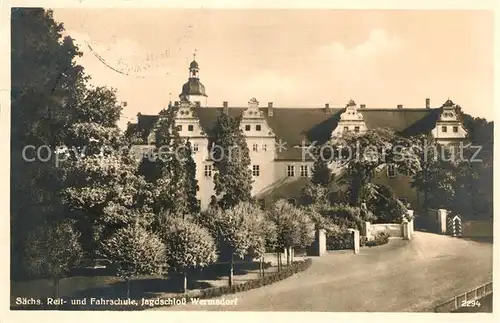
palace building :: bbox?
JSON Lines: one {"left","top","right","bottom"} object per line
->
{"left": 127, "top": 58, "right": 468, "bottom": 210}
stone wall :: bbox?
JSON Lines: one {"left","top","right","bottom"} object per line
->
{"left": 363, "top": 210, "right": 414, "bottom": 240}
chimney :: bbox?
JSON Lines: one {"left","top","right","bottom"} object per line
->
{"left": 223, "top": 101, "right": 229, "bottom": 114}
{"left": 268, "top": 102, "right": 274, "bottom": 116}
{"left": 325, "top": 103, "right": 331, "bottom": 113}
{"left": 397, "top": 104, "right": 403, "bottom": 109}
{"left": 360, "top": 104, "right": 366, "bottom": 109}
{"left": 425, "top": 98, "right": 430, "bottom": 109}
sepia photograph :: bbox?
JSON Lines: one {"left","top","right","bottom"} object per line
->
{"left": 8, "top": 6, "right": 494, "bottom": 315}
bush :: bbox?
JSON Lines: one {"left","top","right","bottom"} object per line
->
{"left": 320, "top": 204, "right": 375, "bottom": 231}
{"left": 326, "top": 230, "right": 354, "bottom": 250}
{"left": 364, "top": 230, "right": 390, "bottom": 247}
{"left": 368, "top": 185, "right": 408, "bottom": 224}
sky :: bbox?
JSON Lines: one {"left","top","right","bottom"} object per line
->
{"left": 52, "top": 9, "right": 494, "bottom": 128}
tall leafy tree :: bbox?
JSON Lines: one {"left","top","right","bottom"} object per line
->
{"left": 199, "top": 202, "right": 269, "bottom": 286}
{"left": 140, "top": 104, "right": 200, "bottom": 216}
{"left": 180, "top": 140, "right": 201, "bottom": 214}
{"left": 410, "top": 134, "right": 458, "bottom": 211}
{"left": 328, "top": 128, "right": 420, "bottom": 206}
{"left": 10, "top": 8, "right": 87, "bottom": 279}
{"left": 61, "top": 87, "right": 155, "bottom": 255}
{"left": 160, "top": 216, "right": 217, "bottom": 292}
{"left": 99, "top": 224, "right": 167, "bottom": 298}
{"left": 24, "top": 220, "right": 83, "bottom": 298}
{"left": 209, "top": 113, "right": 253, "bottom": 209}
{"left": 266, "top": 200, "right": 315, "bottom": 266}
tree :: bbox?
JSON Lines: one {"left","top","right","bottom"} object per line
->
{"left": 311, "top": 157, "right": 331, "bottom": 187}
{"left": 209, "top": 113, "right": 253, "bottom": 209}
{"left": 327, "top": 128, "right": 420, "bottom": 206}
{"left": 160, "top": 217, "right": 217, "bottom": 292}
{"left": 454, "top": 108, "right": 493, "bottom": 219}
{"left": 368, "top": 185, "right": 408, "bottom": 223}
{"left": 99, "top": 224, "right": 167, "bottom": 298}
{"left": 10, "top": 8, "right": 87, "bottom": 279}
{"left": 410, "top": 135, "right": 457, "bottom": 211}
{"left": 139, "top": 105, "right": 200, "bottom": 216}
{"left": 180, "top": 140, "right": 201, "bottom": 214}
{"left": 61, "top": 91, "right": 155, "bottom": 255}
{"left": 198, "top": 202, "right": 269, "bottom": 286}
{"left": 24, "top": 220, "right": 83, "bottom": 298}
{"left": 266, "top": 200, "right": 315, "bottom": 266}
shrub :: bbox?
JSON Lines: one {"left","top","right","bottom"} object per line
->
{"left": 364, "top": 230, "right": 390, "bottom": 247}
{"left": 368, "top": 185, "right": 408, "bottom": 224}
{"left": 320, "top": 204, "right": 375, "bottom": 231}
{"left": 326, "top": 230, "right": 354, "bottom": 250}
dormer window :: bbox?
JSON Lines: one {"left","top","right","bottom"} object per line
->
{"left": 256, "top": 125, "right": 262, "bottom": 131}
{"left": 453, "top": 126, "right": 458, "bottom": 133}
{"left": 442, "top": 126, "right": 447, "bottom": 133}
{"left": 245, "top": 125, "right": 251, "bottom": 131}
{"left": 188, "top": 125, "right": 194, "bottom": 131}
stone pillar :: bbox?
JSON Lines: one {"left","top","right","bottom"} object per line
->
{"left": 406, "top": 210, "right": 414, "bottom": 236}
{"left": 437, "top": 209, "right": 448, "bottom": 234}
{"left": 363, "top": 221, "right": 371, "bottom": 239}
{"left": 349, "top": 229, "right": 360, "bottom": 254}
{"left": 318, "top": 229, "right": 326, "bottom": 256}
{"left": 403, "top": 222, "right": 411, "bottom": 240}
{"left": 307, "top": 228, "right": 326, "bottom": 257}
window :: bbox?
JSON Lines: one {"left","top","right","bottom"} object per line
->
{"left": 287, "top": 165, "right": 295, "bottom": 177}
{"left": 177, "top": 125, "right": 182, "bottom": 131}
{"left": 252, "top": 144, "right": 259, "bottom": 152}
{"left": 188, "top": 125, "right": 194, "bottom": 131}
{"left": 354, "top": 126, "right": 360, "bottom": 133}
{"left": 453, "top": 126, "right": 458, "bottom": 133}
{"left": 245, "top": 125, "right": 251, "bottom": 131}
{"left": 256, "top": 125, "right": 262, "bottom": 131}
{"left": 193, "top": 143, "right": 199, "bottom": 152}
{"left": 300, "top": 165, "right": 309, "bottom": 177}
{"left": 343, "top": 126, "right": 349, "bottom": 132}
{"left": 442, "top": 126, "right": 447, "bottom": 132}
{"left": 252, "top": 165, "right": 260, "bottom": 177}
{"left": 204, "top": 165, "right": 212, "bottom": 177}
{"left": 387, "top": 164, "right": 396, "bottom": 178}
{"left": 263, "top": 144, "right": 268, "bottom": 151}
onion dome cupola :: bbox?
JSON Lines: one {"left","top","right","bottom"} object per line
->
{"left": 179, "top": 52, "right": 208, "bottom": 100}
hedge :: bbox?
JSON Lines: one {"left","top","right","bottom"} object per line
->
{"left": 326, "top": 231, "right": 354, "bottom": 250}
{"left": 327, "top": 229, "right": 390, "bottom": 250}
{"left": 363, "top": 230, "right": 390, "bottom": 247}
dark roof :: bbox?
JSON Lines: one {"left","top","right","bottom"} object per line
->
{"left": 181, "top": 78, "right": 207, "bottom": 97}
{"left": 189, "top": 60, "right": 199, "bottom": 70}
{"left": 133, "top": 107, "right": 443, "bottom": 160}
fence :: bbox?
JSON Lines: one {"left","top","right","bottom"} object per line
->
{"left": 434, "top": 281, "right": 493, "bottom": 312}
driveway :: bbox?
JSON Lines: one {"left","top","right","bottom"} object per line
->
{"left": 153, "top": 232, "right": 493, "bottom": 312}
